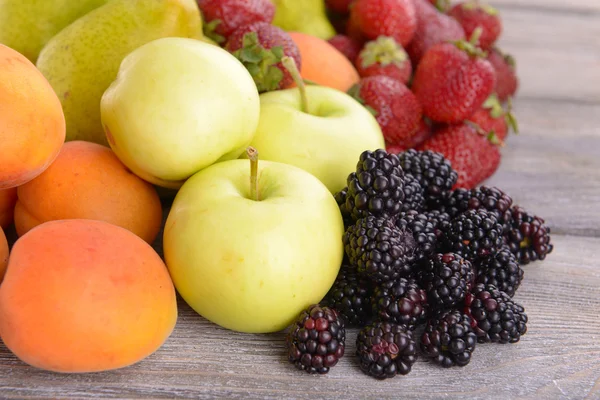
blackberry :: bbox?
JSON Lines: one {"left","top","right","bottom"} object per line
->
{"left": 395, "top": 210, "right": 438, "bottom": 263}
{"left": 285, "top": 304, "right": 346, "bottom": 374}
{"left": 322, "top": 265, "right": 373, "bottom": 326}
{"left": 419, "top": 253, "right": 474, "bottom": 310}
{"left": 333, "top": 187, "right": 354, "bottom": 228}
{"left": 343, "top": 216, "right": 417, "bottom": 283}
{"left": 505, "top": 206, "right": 554, "bottom": 265}
{"left": 371, "top": 277, "right": 428, "bottom": 330}
{"left": 441, "top": 209, "right": 504, "bottom": 260}
{"left": 397, "top": 149, "right": 458, "bottom": 208}
{"left": 425, "top": 210, "right": 452, "bottom": 232}
{"left": 420, "top": 310, "right": 478, "bottom": 368}
{"left": 345, "top": 149, "right": 405, "bottom": 220}
{"left": 465, "top": 283, "right": 528, "bottom": 344}
{"left": 401, "top": 174, "right": 425, "bottom": 213}
{"left": 476, "top": 247, "right": 524, "bottom": 297}
{"left": 356, "top": 322, "right": 417, "bottom": 380}
{"left": 441, "top": 186, "right": 513, "bottom": 233}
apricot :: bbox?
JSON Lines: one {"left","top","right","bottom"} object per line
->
{"left": 0, "top": 188, "right": 17, "bottom": 229}
{"left": 0, "top": 44, "right": 65, "bottom": 189}
{"left": 0, "top": 219, "right": 177, "bottom": 373}
{"left": 14, "top": 141, "right": 163, "bottom": 244}
{"left": 0, "top": 227, "right": 7, "bottom": 282}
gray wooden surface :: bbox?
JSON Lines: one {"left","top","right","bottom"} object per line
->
{"left": 2, "top": 1, "right": 600, "bottom": 399}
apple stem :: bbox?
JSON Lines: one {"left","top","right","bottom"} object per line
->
{"left": 282, "top": 56, "right": 308, "bottom": 113}
{"left": 247, "top": 146, "right": 260, "bottom": 201}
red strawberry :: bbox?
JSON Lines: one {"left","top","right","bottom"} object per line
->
{"left": 428, "top": 0, "right": 451, "bottom": 12}
{"left": 386, "top": 118, "right": 433, "bottom": 153}
{"left": 328, "top": 34, "right": 363, "bottom": 63}
{"left": 348, "top": 76, "right": 423, "bottom": 146}
{"left": 326, "top": 0, "right": 355, "bottom": 14}
{"left": 448, "top": 1, "right": 502, "bottom": 50}
{"left": 348, "top": 0, "right": 417, "bottom": 47}
{"left": 198, "top": 0, "right": 275, "bottom": 45}
{"left": 411, "top": 37, "right": 496, "bottom": 124}
{"left": 355, "top": 36, "right": 412, "bottom": 84}
{"left": 417, "top": 123, "right": 500, "bottom": 188}
{"left": 487, "top": 47, "right": 519, "bottom": 102}
{"left": 407, "top": 0, "right": 465, "bottom": 64}
{"left": 467, "top": 94, "right": 518, "bottom": 142}
{"left": 225, "top": 22, "right": 302, "bottom": 93}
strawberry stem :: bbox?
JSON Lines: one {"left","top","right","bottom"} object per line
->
{"left": 469, "top": 27, "right": 483, "bottom": 48}
{"left": 246, "top": 146, "right": 260, "bottom": 201}
{"left": 282, "top": 56, "right": 308, "bottom": 113}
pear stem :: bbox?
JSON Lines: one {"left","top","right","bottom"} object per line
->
{"left": 247, "top": 146, "right": 259, "bottom": 201}
{"left": 282, "top": 56, "right": 308, "bottom": 113}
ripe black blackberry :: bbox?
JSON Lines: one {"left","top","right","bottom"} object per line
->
{"left": 441, "top": 209, "right": 504, "bottom": 260}
{"left": 285, "top": 304, "right": 345, "bottom": 374}
{"left": 322, "top": 265, "right": 373, "bottom": 327}
{"left": 476, "top": 247, "right": 524, "bottom": 297}
{"left": 420, "top": 310, "right": 478, "bottom": 368}
{"left": 419, "top": 253, "right": 474, "bottom": 310}
{"left": 345, "top": 149, "right": 405, "bottom": 220}
{"left": 425, "top": 209, "right": 452, "bottom": 232}
{"left": 397, "top": 149, "right": 458, "bottom": 208}
{"left": 371, "top": 277, "right": 428, "bottom": 330}
{"left": 343, "top": 216, "right": 417, "bottom": 283}
{"left": 465, "top": 283, "right": 528, "bottom": 344}
{"left": 395, "top": 210, "right": 438, "bottom": 263}
{"left": 401, "top": 174, "right": 425, "bottom": 213}
{"left": 333, "top": 187, "right": 354, "bottom": 228}
{"left": 441, "top": 186, "right": 513, "bottom": 233}
{"left": 505, "top": 206, "right": 554, "bottom": 265}
{"left": 356, "top": 322, "right": 417, "bottom": 380}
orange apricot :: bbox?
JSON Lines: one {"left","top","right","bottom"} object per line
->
{"left": 0, "top": 44, "right": 65, "bottom": 189}
{"left": 0, "top": 227, "right": 7, "bottom": 282}
{"left": 0, "top": 219, "right": 178, "bottom": 373}
{"left": 288, "top": 31, "right": 360, "bottom": 93}
{"left": 0, "top": 188, "right": 17, "bottom": 229}
{"left": 14, "top": 141, "right": 163, "bottom": 244}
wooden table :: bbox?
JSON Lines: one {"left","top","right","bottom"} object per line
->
{"left": 2, "top": 1, "right": 600, "bottom": 398}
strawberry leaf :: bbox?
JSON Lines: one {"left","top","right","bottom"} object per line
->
{"left": 203, "top": 19, "right": 226, "bottom": 45}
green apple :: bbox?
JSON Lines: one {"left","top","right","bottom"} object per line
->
{"left": 244, "top": 57, "right": 385, "bottom": 194}
{"left": 100, "top": 37, "right": 260, "bottom": 189}
{"left": 163, "top": 148, "right": 345, "bottom": 333}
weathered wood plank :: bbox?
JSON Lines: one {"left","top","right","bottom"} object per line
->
{"left": 492, "top": 0, "right": 600, "bottom": 14}
{"left": 0, "top": 234, "right": 598, "bottom": 399}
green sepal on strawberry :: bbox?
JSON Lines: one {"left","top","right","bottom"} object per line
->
{"left": 225, "top": 22, "right": 302, "bottom": 93}
{"left": 448, "top": 1, "right": 502, "bottom": 51}
{"left": 427, "top": 0, "right": 451, "bottom": 13}
{"left": 355, "top": 36, "right": 412, "bottom": 84}
{"left": 411, "top": 28, "right": 497, "bottom": 124}
{"left": 467, "top": 94, "right": 518, "bottom": 142}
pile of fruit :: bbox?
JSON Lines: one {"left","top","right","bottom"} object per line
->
{"left": 0, "top": 0, "right": 546, "bottom": 379}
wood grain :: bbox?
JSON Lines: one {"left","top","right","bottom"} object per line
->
{"left": 1, "top": 234, "right": 599, "bottom": 400}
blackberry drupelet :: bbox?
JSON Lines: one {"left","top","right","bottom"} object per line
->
{"left": 356, "top": 322, "right": 417, "bottom": 380}
{"left": 505, "top": 206, "right": 554, "bottom": 265}
{"left": 425, "top": 210, "right": 452, "bottom": 232}
{"left": 395, "top": 210, "right": 438, "bottom": 263}
{"left": 465, "top": 283, "right": 528, "bottom": 344}
{"left": 371, "top": 277, "right": 428, "bottom": 330}
{"left": 438, "top": 188, "right": 472, "bottom": 220}
{"left": 441, "top": 209, "right": 504, "bottom": 260}
{"left": 343, "top": 216, "right": 417, "bottom": 283}
{"left": 397, "top": 149, "right": 458, "bottom": 208}
{"left": 285, "top": 304, "right": 346, "bottom": 374}
{"left": 334, "top": 187, "right": 354, "bottom": 228}
{"left": 419, "top": 253, "right": 474, "bottom": 310}
{"left": 476, "top": 247, "right": 524, "bottom": 297}
{"left": 420, "top": 310, "right": 478, "bottom": 368}
{"left": 345, "top": 149, "right": 405, "bottom": 220}
{"left": 401, "top": 174, "right": 425, "bottom": 212}
{"left": 322, "top": 265, "right": 373, "bottom": 326}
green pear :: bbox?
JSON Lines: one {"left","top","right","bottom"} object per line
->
{"left": 36, "top": 0, "right": 205, "bottom": 146}
{"left": 271, "top": 0, "right": 336, "bottom": 40}
{"left": 0, "top": 0, "right": 109, "bottom": 63}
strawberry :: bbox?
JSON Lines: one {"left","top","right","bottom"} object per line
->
{"left": 467, "top": 94, "right": 518, "bottom": 142}
{"left": 428, "top": 0, "right": 451, "bottom": 13}
{"left": 486, "top": 47, "right": 519, "bottom": 102}
{"left": 386, "top": 118, "right": 433, "bottom": 153}
{"left": 355, "top": 36, "right": 412, "bottom": 84}
{"left": 417, "top": 123, "right": 500, "bottom": 188}
{"left": 326, "top": 0, "right": 355, "bottom": 14}
{"left": 448, "top": 1, "right": 502, "bottom": 50}
{"left": 327, "top": 34, "right": 363, "bottom": 63}
{"left": 407, "top": 0, "right": 465, "bottom": 64}
{"left": 225, "top": 22, "right": 302, "bottom": 93}
{"left": 348, "top": 76, "right": 423, "bottom": 146}
{"left": 198, "top": 0, "right": 275, "bottom": 45}
{"left": 411, "top": 34, "right": 496, "bottom": 124}
{"left": 348, "top": 0, "right": 417, "bottom": 47}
